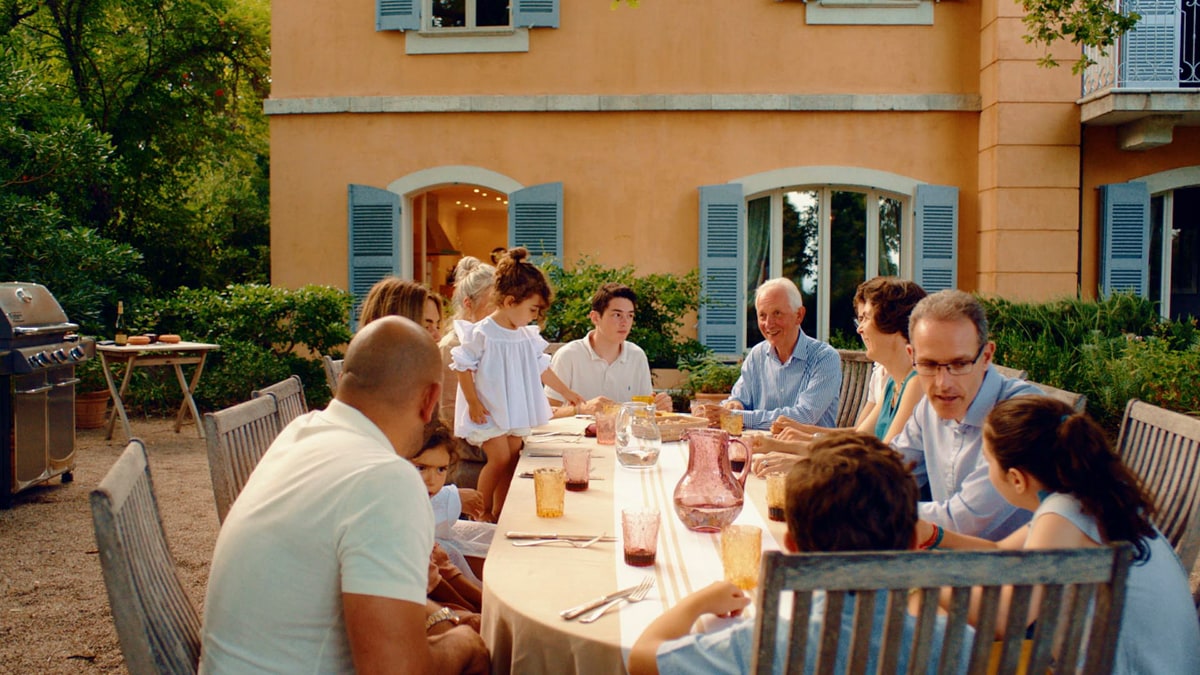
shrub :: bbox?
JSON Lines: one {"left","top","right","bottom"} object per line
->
{"left": 118, "top": 284, "right": 353, "bottom": 412}
{"left": 982, "top": 293, "right": 1200, "bottom": 430}
{"left": 678, "top": 353, "right": 742, "bottom": 396}
{"left": 542, "top": 257, "right": 707, "bottom": 369}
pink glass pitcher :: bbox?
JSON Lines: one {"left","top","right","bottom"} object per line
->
{"left": 672, "top": 428, "right": 751, "bottom": 532}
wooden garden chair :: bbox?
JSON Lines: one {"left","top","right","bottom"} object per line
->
{"left": 1026, "top": 381, "right": 1087, "bottom": 412}
{"left": 251, "top": 374, "right": 309, "bottom": 428}
{"left": 203, "top": 395, "right": 281, "bottom": 523}
{"left": 751, "top": 546, "right": 1133, "bottom": 675}
{"left": 90, "top": 440, "right": 202, "bottom": 675}
{"left": 1114, "top": 399, "right": 1200, "bottom": 610}
{"left": 835, "top": 349, "right": 873, "bottom": 428}
{"left": 992, "top": 364, "right": 1028, "bottom": 380}
{"left": 322, "top": 355, "right": 343, "bottom": 396}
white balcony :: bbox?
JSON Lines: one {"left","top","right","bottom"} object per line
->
{"left": 1079, "top": 0, "right": 1200, "bottom": 149}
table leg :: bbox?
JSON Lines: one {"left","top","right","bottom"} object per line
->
{"left": 172, "top": 354, "right": 208, "bottom": 438}
{"left": 101, "top": 352, "right": 137, "bottom": 442}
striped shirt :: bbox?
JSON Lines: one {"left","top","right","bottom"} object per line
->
{"left": 728, "top": 331, "right": 841, "bottom": 430}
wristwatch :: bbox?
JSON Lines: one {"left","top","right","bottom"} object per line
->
{"left": 424, "top": 606, "right": 460, "bottom": 632}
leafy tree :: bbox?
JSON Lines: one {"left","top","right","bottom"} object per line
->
{"left": 0, "top": 45, "right": 143, "bottom": 333}
{"left": 1021, "top": 0, "right": 1141, "bottom": 73}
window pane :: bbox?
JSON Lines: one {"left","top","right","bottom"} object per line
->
{"left": 432, "top": 0, "right": 466, "bottom": 27}
{"left": 829, "top": 191, "right": 866, "bottom": 346}
{"left": 1150, "top": 195, "right": 1163, "bottom": 306}
{"left": 745, "top": 196, "right": 771, "bottom": 350}
{"left": 878, "top": 196, "right": 902, "bottom": 277}
{"left": 1170, "top": 187, "right": 1200, "bottom": 320}
{"left": 782, "top": 190, "right": 819, "bottom": 338}
{"left": 478, "top": 0, "right": 510, "bottom": 27}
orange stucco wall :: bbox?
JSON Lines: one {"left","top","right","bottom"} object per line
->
{"left": 268, "top": 0, "right": 1199, "bottom": 305}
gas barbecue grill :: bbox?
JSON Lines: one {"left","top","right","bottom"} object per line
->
{"left": 0, "top": 282, "right": 95, "bottom": 507}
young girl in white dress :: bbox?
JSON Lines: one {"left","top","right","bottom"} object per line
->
{"left": 450, "top": 247, "right": 584, "bottom": 520}
{"left": 921, "top": 395, "right": 1200, "bottom": 675}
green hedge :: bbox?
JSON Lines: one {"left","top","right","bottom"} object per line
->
{"left": 542, "top": 257, "right": 708, "bottom": 369}
{"left": 87, "top": 284, "right": 353, "bottom": 413}
{"left": 983, "top": 293, "right": 1199, "bottom": 430}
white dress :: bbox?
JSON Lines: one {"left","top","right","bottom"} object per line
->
{"left": 431, "top": 486, "right": 494, "bottom": 586}
{"left": 450, "top": 317, "right": 553, "bottom": 445}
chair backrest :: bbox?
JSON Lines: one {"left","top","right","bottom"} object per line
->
{"left": 90, "top": 440, "right": 202, "bottom": 675}
{"left": 752, "top": 546, "right": 1133, "bottom": 675}
{"left": 1115, "top": 399, "right": 1200, "bottom": 576}
{"left": 1025, "top": 381, "right": 1087, "bottom": 412}
{"left": 203, "top": 396, "right": 281, "bottom": 524}
{"left": 323, "top": 355, "right": 343, "bottom": 396}
{"left": 835, "top": 349, "right": 873, "bottom": 428}
{"left": 992, "top": 364, "right": 1028, "bottom": 380}
{"left": 251, "top": 374, "right": 308, "bottom": 428}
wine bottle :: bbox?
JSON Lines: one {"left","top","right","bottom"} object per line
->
{"left": 114, "top": 301, "right": 128, "bottom": 346}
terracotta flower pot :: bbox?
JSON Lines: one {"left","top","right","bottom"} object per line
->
{"left": 76, "top": 390, "right": 110, "bottom": 429}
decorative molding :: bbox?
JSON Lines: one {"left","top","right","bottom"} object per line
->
{"left": 804, "top": 0, "right": 933, "bottom": 25}
{"left": 731, "top": 166, "right": 922, "bottom": 197}
{"left": 405, "top": 28, "right": 529, "bottom": 54}
{"left": 1133, "top": 165, "right": 1200, "bottom": 195}
{"left": 264, "top": 93, "right": 980, "bottom": 116}
{"left": 386, "top": 166, "right": 523, "bottom": 197}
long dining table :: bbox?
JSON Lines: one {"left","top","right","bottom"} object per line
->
{"left": 480, "top": 415, "right": 787, "bottom": 675}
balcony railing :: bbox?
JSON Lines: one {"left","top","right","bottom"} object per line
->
{"left": 1082, "top": 0, "right": 1199, "bottom": 97}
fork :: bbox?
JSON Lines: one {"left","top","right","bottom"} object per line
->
{"left": 511, "top": 533, "right": 604, "bottom": 548}
{"left": 579, "top": 575, "right": 654, "bottom": 623}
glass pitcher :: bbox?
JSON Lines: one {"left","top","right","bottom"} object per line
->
{"left": 615, "top": 401, "right": 661, "bottom": 468}
{"left": 672, "top": 428, "right": 751, "bottom": 532}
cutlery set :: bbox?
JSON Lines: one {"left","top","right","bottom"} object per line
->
{"left": 559, "top": 575, "right": 655, "bottom": 622}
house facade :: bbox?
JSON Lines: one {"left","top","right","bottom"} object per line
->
{"left": 267, "top": 0, "right": 1199, "bottom": 354}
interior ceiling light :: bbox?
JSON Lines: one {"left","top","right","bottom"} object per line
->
{"left": 473, "top": 188, "right": 480, "bottom": 193}
{"left": 481, "top": 192, "right": 488, "bottom": 197}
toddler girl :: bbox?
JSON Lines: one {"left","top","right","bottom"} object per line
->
{"left": 923, "top": 395, "right": 1200, "bottom": 674}
{"left": 412, "top": 421, "right": 491, "bottom": 585}
{"left": 450, "top": 247, "right": 584, "bottom": 519}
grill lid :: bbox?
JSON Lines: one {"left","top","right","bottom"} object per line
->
{"left": 0, "top": 283, "right": 73, "bottom": 340}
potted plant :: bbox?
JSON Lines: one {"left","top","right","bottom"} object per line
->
{"left": 681, "top": 354, "right": 741, "bottom": 404}
{"left": 75, "top": 357, "right": 111, "bottom": 429}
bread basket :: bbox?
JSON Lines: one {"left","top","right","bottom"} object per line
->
{"left": 654, "top": 414, "right": 710, "bottom": 442}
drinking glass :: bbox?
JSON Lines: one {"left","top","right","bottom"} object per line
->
{"left": 721, "top": 524, "right": 763, "bottom": 591}
{"left": 622, "top": 507, "right": 660, "bottom": 567}
{"left": 533, "top": 468, "right": 566, "bottom": 518}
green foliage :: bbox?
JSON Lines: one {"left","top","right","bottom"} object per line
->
{"left": 1021, "top": 0, "right": 1141, "bottom": 73}
{"left": 119, "top": 284, "right": 354, "bottom": 412}
{"left": 542, "top": 257, "right": 707, "bottom": 369}
{"left": 0, "top": 50, "right": 145, "bottom": 334}
{"left": 982, "top": 293, "right": 1200, "bottom": 430}
{"left": 678, "top": 353, "right": 742, "bottom": 395}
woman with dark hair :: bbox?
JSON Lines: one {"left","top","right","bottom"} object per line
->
{"left": 922, "top": 395, "right": 1200, "bottom": 674}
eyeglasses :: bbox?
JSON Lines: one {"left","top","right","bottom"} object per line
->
{"left": 913, "top": 343, "right": 986, "bottom": 377}
{"left": 852, "top": 313, "right": 870, "bottom": 330}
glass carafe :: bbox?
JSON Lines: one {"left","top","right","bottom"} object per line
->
{"left": 615, "top": 401, "right": 661, "bottom": 468}
{"left": 673, "top": 428, "right": 750, "bottom": 532}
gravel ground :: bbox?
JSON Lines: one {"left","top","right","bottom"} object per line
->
{"left": 0, "top": 417, "right": 218, "bottom": 674}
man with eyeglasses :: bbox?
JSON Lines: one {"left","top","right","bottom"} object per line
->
{"left": 890, "top": 289, "right": 1041, "bottom": 540}
{"left": 546, "top": 283, "right": 672, "bottom": 413}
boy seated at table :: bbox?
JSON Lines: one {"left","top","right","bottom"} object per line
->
{"left": 629, "top": 432, "right": 970, "bottom": 675}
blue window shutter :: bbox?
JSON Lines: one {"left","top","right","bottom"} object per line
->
{"left": 1121, "top": 0, "right": 1178, "bottom": 87}
{"left": 913, "top": 184, "right": 959, "bottom": 292}
{"left": 509, "top": 182, "right": 563, "bottom": 266}
{"left": 348, "top": 185, "right": 401, "bottom": 330}
{"left": 698, "top": 184, "right": 745, "bottom": 358}
{"left": 513, "top": 0, "right": 559, "bottom": 28}
{"left": 377, "top": 0, "right": 419, "bottom": 31}
{"left": 1100, "top": 182, "right": 1151, "bottom": 298}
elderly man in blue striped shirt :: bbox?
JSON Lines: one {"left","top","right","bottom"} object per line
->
{"left": 716, "top": 278, "right": 841, "bottom": 431}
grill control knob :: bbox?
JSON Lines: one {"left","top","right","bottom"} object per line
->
{"left": 69, "top": 346, "right": 86, "bottom": 361}
{"left": 34, "top": 352, "right": 52, "bottom": 367}
{"left": 52, "top": 349, "right": 69, "bottom": 363}
{"left": 27, "top": 355, "right": 39, "bottom": 369}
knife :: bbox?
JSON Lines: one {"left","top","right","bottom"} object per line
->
{"left": 559, "top": 583, "right": 642, "bottom": 620}
{"left": 506, "top": 531, "right": 616, "bottom": 542}
{"left": 518, "top": 471, "right": 604, "bottom": 480}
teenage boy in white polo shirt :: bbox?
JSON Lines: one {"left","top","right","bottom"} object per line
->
{"left": 546, "top": 283, "right": 673, "bottom": 413}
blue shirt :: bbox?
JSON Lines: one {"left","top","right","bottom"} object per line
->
{"left": 655, "top": 591, "right": 971, "bottom": 675}
{"left": 891, "top": 366, "right": 1041, "bottom": 540}
{"left": 728, "top": 331, "right": 841, "bottom": 430}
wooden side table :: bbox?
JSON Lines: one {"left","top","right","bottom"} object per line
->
{"left": 96, "top": 341, "right": 221, "bottom": 441}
